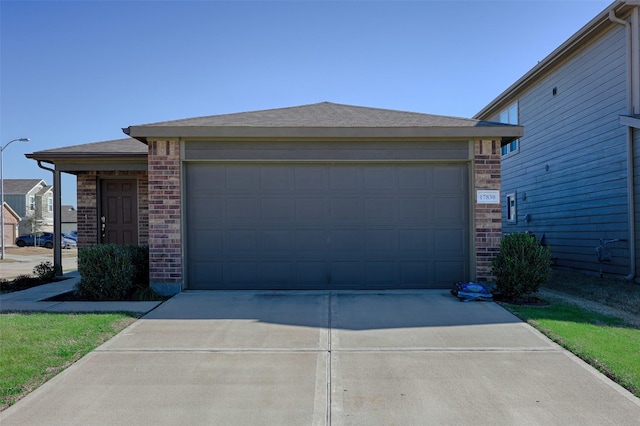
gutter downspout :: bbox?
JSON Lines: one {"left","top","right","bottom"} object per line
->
{"left": 609, "top": 6, "right": 636, "bottom": 281}
{"left": 36, "top": 160, "right": 63, "bottom": 277}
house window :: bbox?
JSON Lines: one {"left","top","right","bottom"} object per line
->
{"left": 500, "top": 102, "right": 519, "bottom": 156}
{"left": 29, "top": 196, "right": 35, "bottom": 211}
{"left": 506, "top": 193, "right": 517, "bottom": 223}
{"left": 48, "top": 197, "right": 53, "bottom": 212}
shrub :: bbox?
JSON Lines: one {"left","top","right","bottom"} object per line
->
{"left": 76, "top": 244, "right": 150, "bottom": 301}
{"left": 0, "top": 278, "right": 10, "bottom": 292}
{"left": 76, "top": 245, "right": 136, "bottom": 301}
{"left": 129, "top": 245, "right": 149, "bottom": 286}
{"left": 491, "top": 232, "right": 552, "bottom": 298}
{"left": 10, "top": 275, "right": 41, "bottom": 291}
{"left": 33, "top": 261, "right": 56, "bottom": 282}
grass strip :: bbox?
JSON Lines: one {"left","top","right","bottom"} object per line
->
{"left": 504, "top": 302, "right": 640, "bottom": 398}
{"left": 0, "top": 312, "right": 139, "bottom": 410}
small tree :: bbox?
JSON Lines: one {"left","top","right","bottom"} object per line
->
{"left": 491, "top": 232, "right": 552, "bottom": 298}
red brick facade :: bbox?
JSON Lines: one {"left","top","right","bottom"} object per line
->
{"left": 147, "top": 140, "right": 182, "bottom": 293}
{"left": 474, "top": 139, "right": 502, "bottom": 281}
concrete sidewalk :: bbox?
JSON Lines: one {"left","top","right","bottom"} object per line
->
{"left": 1, "top": 291, "right": 639, "bottom": 425}
{"left": 0, "top": 272, "right": 163, "bottom": 314}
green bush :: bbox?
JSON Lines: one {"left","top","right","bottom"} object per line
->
{"left": 491, "top": 232, "right": 552, "bottom": 298}
{"left": 33, "top": 261, "right": 56, "bottom": 282}
{"left": 76, "top": 245, "right": 149, "bottom": 301}
{"left": 129, "top": 245, "right": 149, "bottom": 286}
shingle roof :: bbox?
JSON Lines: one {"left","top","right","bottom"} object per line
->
{"left": 136, "top": 102, "right": 494, "bottom": 128}
{"left": 3, "top": 179, "right": 46, "bottom": 195}
{"left": 124, "top": 102, "right": 521, "bottom": 141}
{"left": 28, "top": 138, "right": 147, "bottom": 156}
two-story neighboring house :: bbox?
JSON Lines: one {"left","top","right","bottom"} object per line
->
{"left": 475, "top": 0, "right": 640, "bottom": 279}
{"left": 3, "top": 179, "right": 55, "bottom": 235}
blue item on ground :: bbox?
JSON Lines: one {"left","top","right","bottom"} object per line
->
{"left": 451, "top": 282, "right": 493, "bottom": 302}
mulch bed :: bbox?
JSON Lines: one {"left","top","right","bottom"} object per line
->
{"left": 492, "top": 293, "right": 550, "bottom": 306}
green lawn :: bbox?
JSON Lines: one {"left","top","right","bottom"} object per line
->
{"left": 505, "top": 302, "right": 640, "bottom": 398}
{"left": 0, "top": 312, "right": 139, "bottom": 410}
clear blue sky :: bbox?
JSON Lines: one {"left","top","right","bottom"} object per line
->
{"left": 1, "top": 0, "right": 611, "bottom": 207}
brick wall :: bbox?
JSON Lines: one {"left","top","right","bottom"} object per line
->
{"left": 474, "top": 139, "right": 502, "bottom": 281}
{"left": 148, "top": 140, "right": 182, "bottom": 294}
{"left": 76, "top": 170, "right": 149, "bottom": 248}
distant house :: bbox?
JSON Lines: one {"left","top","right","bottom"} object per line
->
{"left": 2, "top": 202, "right": 20, "bottom": 247}
{"left": 26, "top": 102, "right": 521, "bottom": 294}
{"left": 3, "top": 179, "right": 54, "bottom": 234}
{"left": 475, "top": 0, "right": 640, "bottom": 278}
{"left": 61, "top": 205, "right": 77, "bottom": 234}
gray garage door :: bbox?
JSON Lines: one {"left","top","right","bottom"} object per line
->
{"left": 186, "top": 163, "right": 469, "bottom": 290}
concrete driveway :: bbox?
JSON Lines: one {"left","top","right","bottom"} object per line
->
{"left": 2, "top": 290, "right": 639, "bottom": 425}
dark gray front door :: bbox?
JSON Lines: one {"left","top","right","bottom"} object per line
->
{"left": 186, "top": 163, "right": 469, "bottom": 290}
{"left": 100, "top": 179, "right": 138, "bottom": 245}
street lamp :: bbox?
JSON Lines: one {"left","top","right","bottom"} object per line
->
{"left": 1, "top": 138, "right": 30, "bottom": 260}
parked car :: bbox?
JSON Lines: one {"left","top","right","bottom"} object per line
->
{"left": 62, "top": 232, "right": 77, "bottom": 242}
{"left": 15, "top": 232, "right": 77, "bottom": 249}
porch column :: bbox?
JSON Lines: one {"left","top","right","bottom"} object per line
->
{"left": 148, "top": 139, "right": 182, "bottom": 295}
{"left": 474, "top": 139, "right": 502, "bottom": 282}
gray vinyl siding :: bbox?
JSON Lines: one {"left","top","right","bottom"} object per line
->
{"left": 634, "top": 124, "right": 640, "bottom": 277}
{"left": 499, "top": 24, "right": 630, "bottom": 275}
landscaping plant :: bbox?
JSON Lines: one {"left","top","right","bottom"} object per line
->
{"left": 491, "top": 232, "right": 552, "bottom": 298}
{"left": 33, "top": 261, "right": 56, "bottom": 282}
{"left": 76, "top": 245, "right": 137, "bottom": 300}
{"left": 76, "top": 244, "right": 153, "bottom": 301}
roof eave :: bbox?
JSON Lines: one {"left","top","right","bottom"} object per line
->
{"left": 474, "top": 0, "right": 631, "bottom": 119}
{"left": 125, "top": 125, "right": 523, "bottom": 141}
{"left": 26, "top": 152, "right": 148, "bottom": 161}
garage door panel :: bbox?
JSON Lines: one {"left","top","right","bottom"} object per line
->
{"left": 190, "top": 230, "right": 223, "bottom": 260}
{"left": 434, "top": 165, "right": 465, "bottom": 190}
{"left": 366, "top": 262, "right": 397, "bottom": 284}
{"left": 186, "top": 163, "right": 469, "bottom": 289}
{"left": 398, "top": 198, "right": 431, "bottom": 220}
{"left": 365, "top": 198, "right": 395, "bottom": 220}
{"left": 189, "top": 261, "right": 223, "bottom": 290}
{"left": 262, "top": 262, "right": 293, "bottom": 285}
{"left": 330, "top": 166, "right": 362, "bottom": 190}
{"left": 434, "top": 229, "right": 465, "bottom": 251}
{"left": 226, "top": 198, "right": 260, "bottom": 220}
{"left": 330, "top": 230, "right": 364, "bottom": 252}
{"left": 433, "top": 196, "right": 466, "bottom": 221}
{"left": 260, "top": 166, "right": 293, "bottom": 190}
{"left": 225, "top": 230, "right": 257, "bottom": 252}
{"left": 296, "top": 198, "right": 329, "bottom": 220}
{"left": 365, "top": 230, "right": 397, "bottom": 253}
{"left": 295, "top": 166, "right": 328, "bottom": 189}
{"left": 191, "top": 196, "right": 224, "bottom": 221}
{"left": 260, "top": 230, "right": 292, "bottom": 252}
{"left": 399, "top": 229, "right": 431, "bottom": 251}
{"left": 226, "top": 262, "right": 259, "bottom": 285}
{"left": 225, "top": 166, "right": 257, "bottom": 190}
{"left": 296, "top": 230, "right": 327, "bottom": 251}
{"left": 331, "top": 198, "right": 362, "bottom": 220}
{"left": 331, "top": 262, "right": 364, "bottom": 285}
{"left": 398, "top": 167, "right": 431, "bottom": 189}
{"left": 435, "top": 261, "right": 467, "bottom": 285}
{"left": 364, "top": 167, "right": 395, "bottom": 190}
{"left": 400, "top": 262, "right": 432, "bottom": 286}
{"left": 261, "top": 198, "right": 294, "bottom": 220}
{"left": 295, "top": 262, "right": 329, "bottom": 285}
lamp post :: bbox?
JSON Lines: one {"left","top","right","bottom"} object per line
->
{"left": 1, "top": 138, "right": 30, "bottom": 260}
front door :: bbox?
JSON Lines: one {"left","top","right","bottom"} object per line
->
{"left": 100, "top": 179, "right": 138, "bottom": 244}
